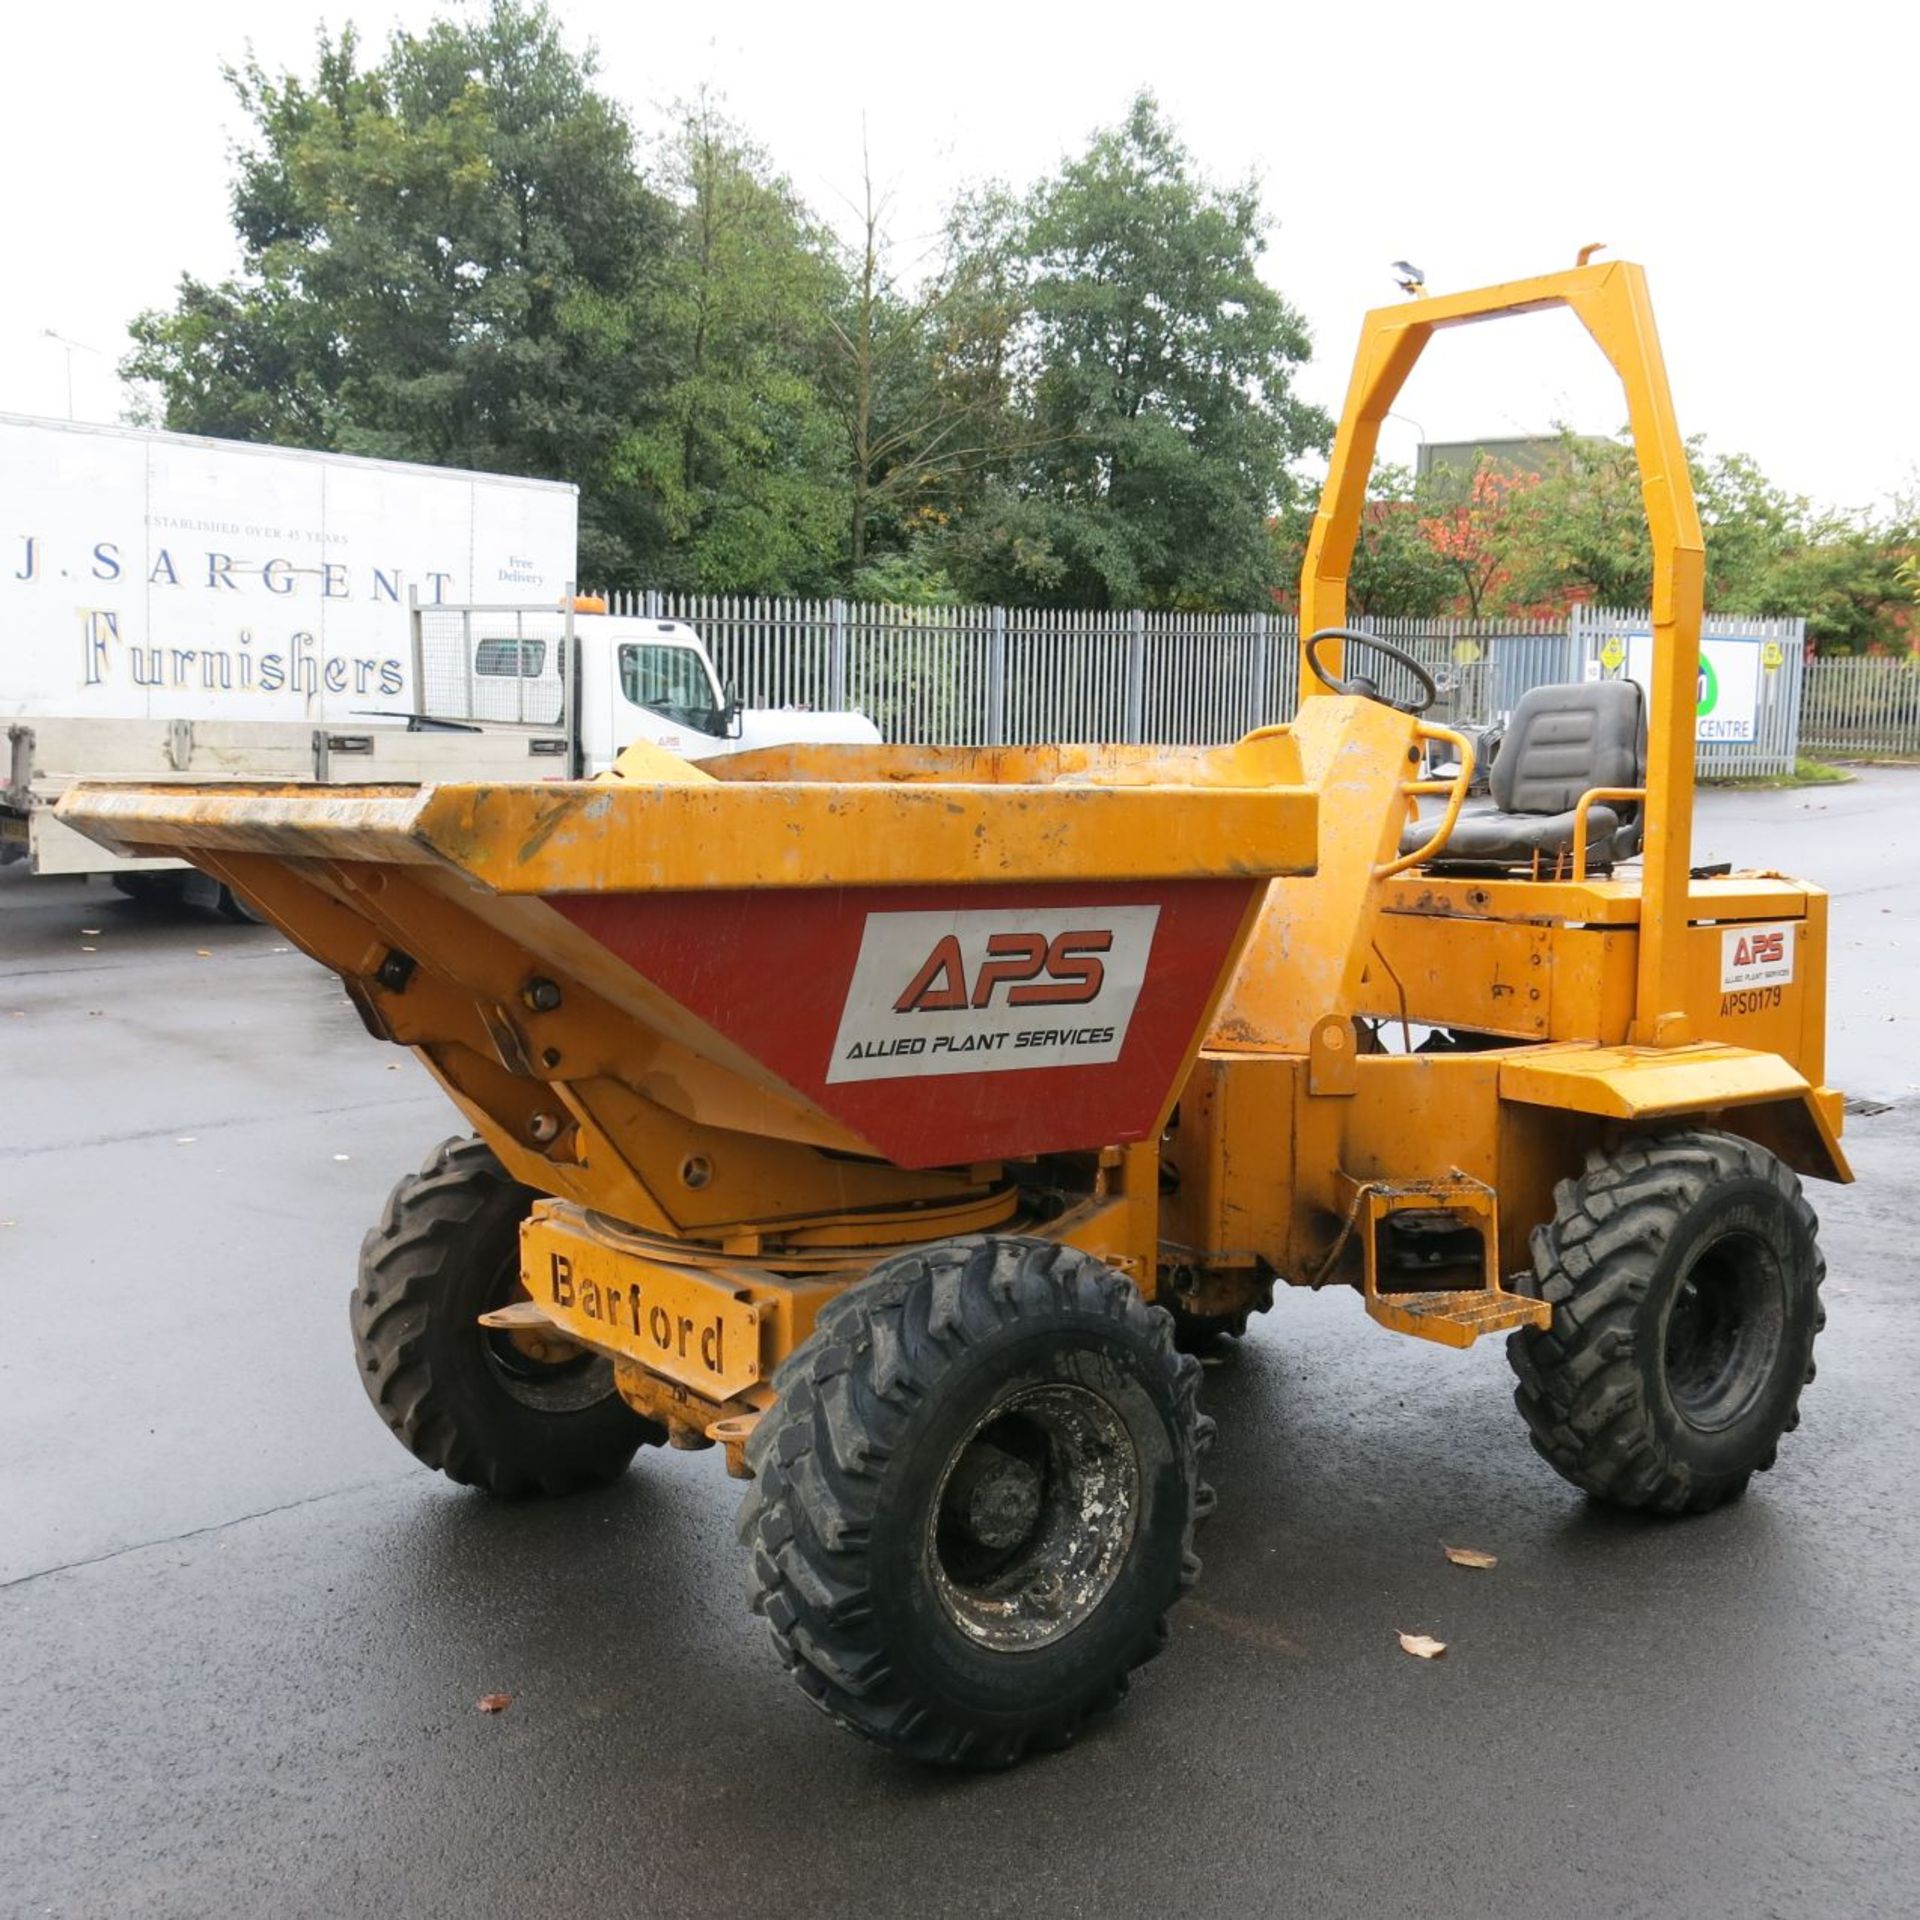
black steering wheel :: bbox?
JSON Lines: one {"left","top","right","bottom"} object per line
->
{"left": 1303, "top": 627, "right": 1438, "bottom": 714}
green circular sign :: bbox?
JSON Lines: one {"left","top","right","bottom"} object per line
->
{"left": 1697, "top": 652, "right": 1719, "bottom": 717}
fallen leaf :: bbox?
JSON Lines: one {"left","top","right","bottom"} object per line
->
{"left": 1397, "top": 1631, "right": 1447, "bottom": 1660}
{"left": 1442, "top": 1545, "right": 1498, "bottom": 1570}
{"left": 195, "top": 948, "right": 212, "bottom": 958}
{"left": 477, "top": 1692, "right": 512, "bottom": 1714}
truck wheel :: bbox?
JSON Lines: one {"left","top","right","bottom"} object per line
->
{"left": 217, "top": 883, "right": 265, "bottom": 924}
{"left": 110, "top": 871, "right": 180, "bottom": 905}
{"left": 1508, "top": 1130, "right": 1825, "bottom": 1514}
{"left": 352, "top": 1136, "right": 663, "bottom": 1495}
{"left": 739, "top": 1236, "right": 1211, "bottom": 1767}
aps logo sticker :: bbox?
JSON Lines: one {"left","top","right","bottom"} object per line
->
{"left": 826, "top": 906, "right": 1160, "bottom": 1083}
{"left": 1720, "top": 921, "right": 1795, "bottom": 992}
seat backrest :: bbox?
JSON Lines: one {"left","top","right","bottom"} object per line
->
{"left": 1490, "top": 680, "right": 1645, "bottom": 816}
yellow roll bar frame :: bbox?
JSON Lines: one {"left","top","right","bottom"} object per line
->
{"left": 1297, "top": 260, "right": 1705, "bottom": 1047}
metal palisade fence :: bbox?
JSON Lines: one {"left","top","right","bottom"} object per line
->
{"left": 1799, "top": 656, "right": 1920, "bottom": 757}
{"left": 601, "top": 591, "right": 1810, "bottom": 775}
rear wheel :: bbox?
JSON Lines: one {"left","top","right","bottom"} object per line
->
{"left": 1508, "top": 1130, "right": 1824, "bottom": 1514}
{"left": 739, "top": 1236, "right": 1211, "bottom": 1766}
{"left": 352, "top": 1135, "right": 663, "bottom": 1495}
{"left": 109, "top": 870, "right": 262, "bottom": 923}
{"left": 216, "top": 883, "right": 265, "bottom": 924}
{"left": 110, "top": 871, "right": 180, "bottom": 905}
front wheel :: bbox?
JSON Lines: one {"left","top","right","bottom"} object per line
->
{"left": 739, "top": 1236, "right": 1211, "bottom": 1767}
{"left": 1508, "top": 1130, "right": 1825, "bottom": 1514}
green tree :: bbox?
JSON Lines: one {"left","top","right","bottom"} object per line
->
{"left": 1755, "top": 515, "right": 1918, "bottom": 653}
{"left": 946, "top": 94, "right": 1327, "bottom": 609}
{"left": 1417, "top": 459, "right": 1542, "bottom": 616}
{"left": 1494, "top": 430, "right": 1917, "bottom": 649}
{"left": 624, "top": 98, "right": 847, "bottom": 592}
{"left": 818, "top": 161, "right": 1034, "bottom": 574}
{"left": 1694, "top": 450, "right": 1808, "bottom": 609}
{"left": 1494, "top": 433, "right": 1654, "bottom": 610}
{"left": 1898, "top": 543, "right": 1920, "bottom": 612}
{"left": 1267, "top": 464, "right": 1458, "bottom": 618}
{"left": 1512, "top": 435, "right": 1823, "bottom": 615}
{"left": 125, "top": 3, "right": 675, "bottom": 586}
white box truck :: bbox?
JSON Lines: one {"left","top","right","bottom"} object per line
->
{"left": 2, "top": 414, "right": 878, "bottom": 908}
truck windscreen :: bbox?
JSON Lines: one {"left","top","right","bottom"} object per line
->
{"left": 619, "top": 643, "right": 724, "bottom": 735}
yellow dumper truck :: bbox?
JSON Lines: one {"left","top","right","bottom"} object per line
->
{"left": 63, "top": 259, "right": 1845, "bottom": 1766}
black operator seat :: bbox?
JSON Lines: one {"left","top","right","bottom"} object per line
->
{"left": 1400, "top": 679, "right": 1647, "bottom": 872}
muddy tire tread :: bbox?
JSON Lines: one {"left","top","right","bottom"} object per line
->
{"left": 1507, "top": 1129, "right": 1824, "bottom": 1515}
{"left": 352, "top": 1135, "right": 658, "bottom": 1496}
{"left": 738, "top": 1235, "right": 1212, "bottom": 1767}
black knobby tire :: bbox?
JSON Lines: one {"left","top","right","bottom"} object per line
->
{"left": 739, "top": 1236, "right": 1213, "bottom": 1767}
{"left": 1508, "top": 1129, "right": 1825, "bottom": 1514}
{"left": 352, "top": 1135, "right": 663, "bottom": 1495}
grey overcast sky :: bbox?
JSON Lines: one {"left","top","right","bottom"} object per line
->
{"left": 2, "top": 0, "right": 1909, "bottom": 511}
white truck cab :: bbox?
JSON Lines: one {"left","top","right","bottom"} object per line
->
{"left": 448, "top": 605, "right": 881, "bottom": 775}
{"left": 582, "top": 616, "right": 879, "bottom": 768}
{"left": 595, "top": 618, "right": 734, "bottom": 761}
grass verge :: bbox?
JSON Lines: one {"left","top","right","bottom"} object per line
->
{"left": 1704, "top": 756, "right": 1855, "bottom": 791}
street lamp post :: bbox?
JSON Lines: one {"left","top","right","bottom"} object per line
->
{"left": 1386, "top": 408, "right": 1427, "bottom": 475}
{"left": 40, "top": 330, "right": 99, "bottom": 421}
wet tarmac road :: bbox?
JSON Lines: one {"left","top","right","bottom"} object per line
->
{"left": 3, "top": 773, "right": 1917, "bottom": 1919}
